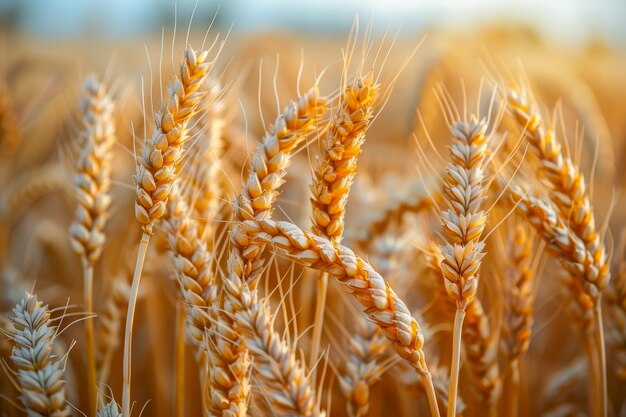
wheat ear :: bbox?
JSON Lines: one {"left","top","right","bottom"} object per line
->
{"left": 186, "top": 78, "right": 225, "bottom": 237}
{"left": 97, "top": 401, "right": 122, "bottom": 417}
{"left": 9, "top": 292, "right": 70, "bottom": 417}
{"left": 309, "top": 76, "right": 379, "bottom": 380}
{"left": 211, "top": 86, "right": 326, "bottom": 416}
{"left": 352, "top": 181, "right": 437, "bottom": 249}
{"left": 509, "top": 186, "right": 606, "bottom": 415}
{"left": 337, "top": 232, "right": 404, "bottom": 417}
{"left": 0, "top": 164, "right": 68, "bottom": 220}
{"left": 161, "top": 184, "right": 219, "bottom": 415}
{"left": 226, "top": 281, "right": 320, "bottom": 416}
{"left": 508, "top": 89, "right": 609, "bottom": 416}
{"left": 162, "top": 185, "right": 217, "bottom": 355}
{"left": 501, "top": 224, "right": 534, "bottom": 417}
{"left": 439, "top": 117, "right": 490, "bottom": 417}
{"left": 68, "top": 76, "right": 116, "bottom": 414}
{"left": 242, "top": 219, "right": 441, "bottom": 417}
{"left": 123, "top": 45, "right": 214, "bottom": 417}
{"left": 338, "top": 319, "right": 387, "bottom": 417}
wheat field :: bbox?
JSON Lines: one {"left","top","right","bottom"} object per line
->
{"left": 0, "top": 11, "right": 626, "bottom": 417}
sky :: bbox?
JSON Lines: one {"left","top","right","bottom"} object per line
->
{"left": 1, "top": 0, "right": 625, "bottom": 46}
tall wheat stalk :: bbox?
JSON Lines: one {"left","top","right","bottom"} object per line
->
{"left": 124, "top": 45, "right": 214, "bottom": 417}
{"left": 68, "top": 76, "right": 116, "bottom": 416}
{"left": 439, "top": 118, "right": 490, "bottom": 417}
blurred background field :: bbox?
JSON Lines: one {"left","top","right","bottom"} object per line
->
{"left": 1, "top": 1, "right": 626, "bottom": 416}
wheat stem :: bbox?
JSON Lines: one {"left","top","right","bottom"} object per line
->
{"left": 309, "top": 270, "right": 328, "bottom": 383}
{"left": 122, "top": 230, "right": 151, "bottom": 417}
{"left": 593, "top": 303, "right": 607, "bottom": 417}
{"left": 448, "top": 309, "right": 465, "bottom": 417}
{"left": 504, "top": 359, "right": 520, "bottom": 417}
{"left": 83, "top": 263, "right": 97, "bottom": 416}
{"left": 174, "top": 301, "right": 186, "bottom": 417}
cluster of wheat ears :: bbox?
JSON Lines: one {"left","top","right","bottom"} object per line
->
{"left": 0, "top": 21, "right": 625, "bottom": 417}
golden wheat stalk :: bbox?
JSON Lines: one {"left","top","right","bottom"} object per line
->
{"left": 241, "top": 218, "right": 441, "bottom": 417}
{"left": 162, "top": 184, "right": 216, "bottom": 355}
{"left": 123, "top": 45, "right": 214, "bottom": 417}
{"left": 68, "top": 76, "right": 116, "bottom": 414}
{"left": 438, "top": 117, "right": 490, "bottom": 417}
{"left": 9, "top": 292, "right": 70, "bottom": 417}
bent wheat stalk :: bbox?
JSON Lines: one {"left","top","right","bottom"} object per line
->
{"left": 508, "top": 90, "right": 609, "bottom": 417}
{"left": 241, "top": 218, "right": 441, "bottom": 417}
{"left": 508, "top": 185, "right": 607, "bottom": 416}
{"left": 124, "top": 45, "right": 214, "bottom": 417}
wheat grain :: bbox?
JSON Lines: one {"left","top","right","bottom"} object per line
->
{"left": 9, "top": 292, "right": 70, "bottom": 417}
{"left": 69, "top": 76, "right": 116, "bottom": 266}
{"left": 134, "top": 47, "right": 214, "bottom": 230}
{"left": 228, "top": 287, "right": 319, "bottom": 416}
{"left": 309, "top": 75, "right": 379, "bottom": 385}
{"left": 310, "top": 76, "right": 379, "bottom": 242}
{"left": 162, "top": 184, "right": 216, "bottom": 354}
{"left": 507, "top": 90, "right": 609, "bottom": 298}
